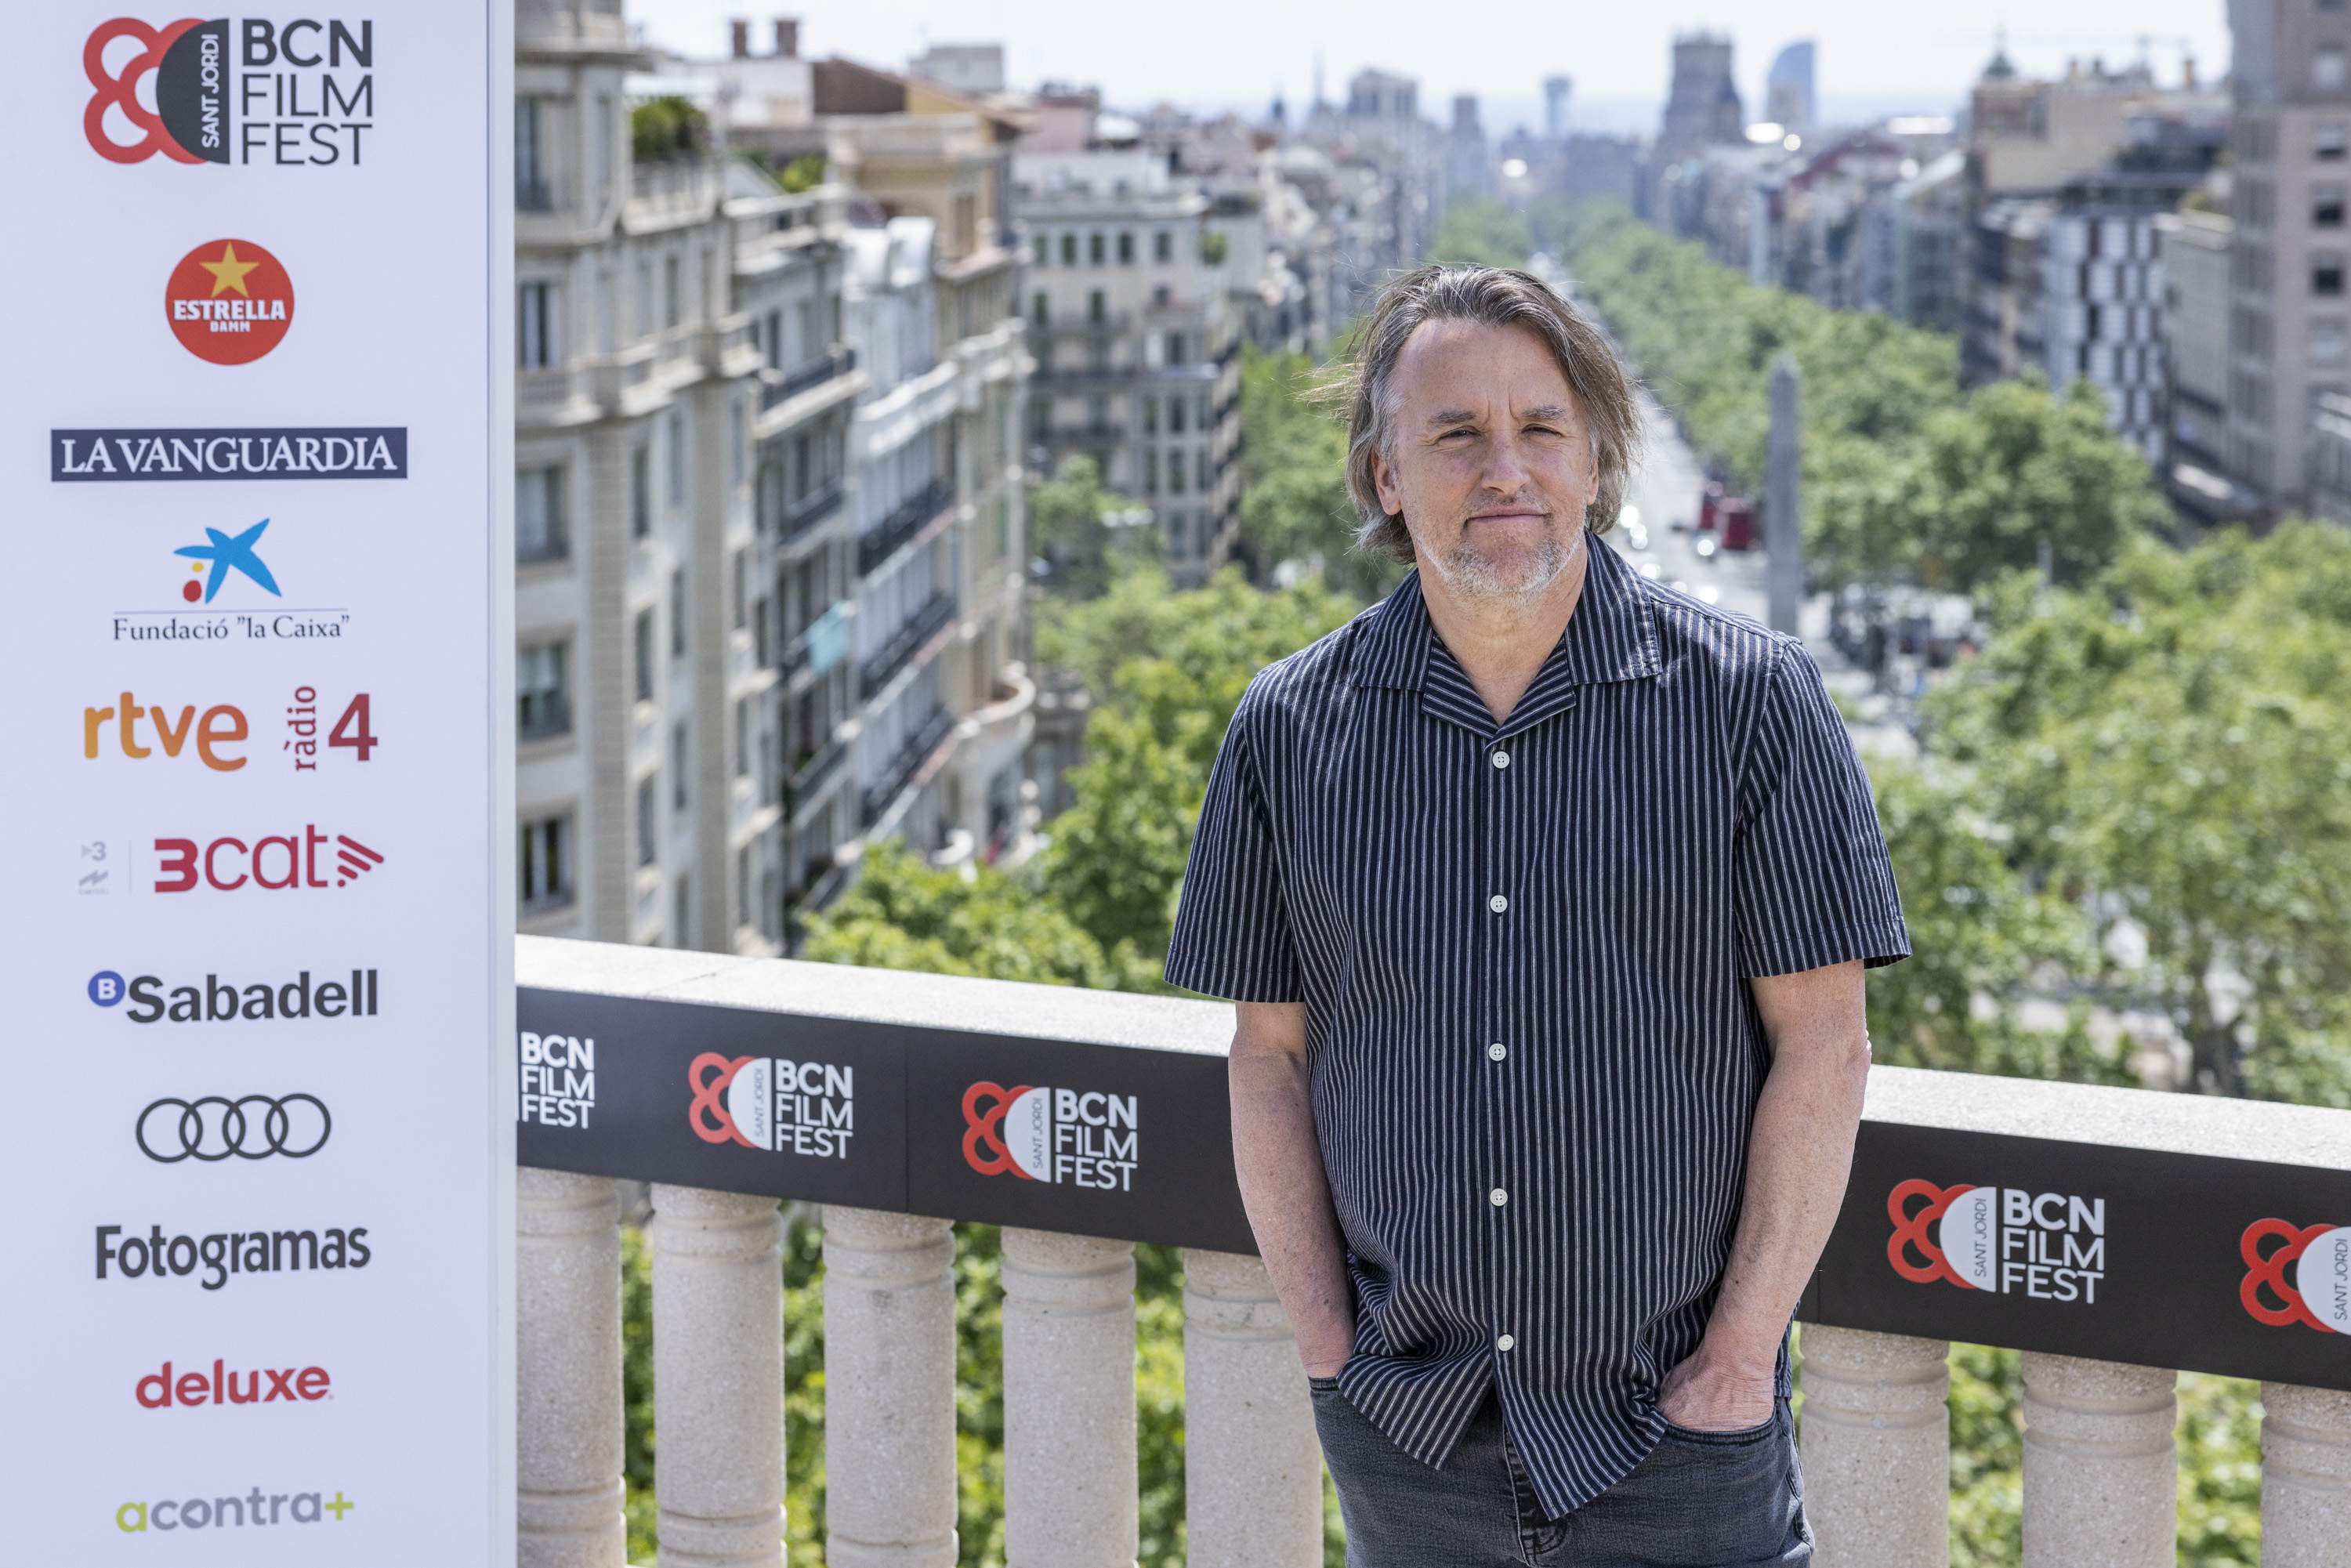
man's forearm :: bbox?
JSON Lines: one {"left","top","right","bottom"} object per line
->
{"left": 1229, "top": 1041, "right": 1355, "bottom": 1374}
{"left": 1700, "top": 1041, "right": 1870, "bottom": 1374}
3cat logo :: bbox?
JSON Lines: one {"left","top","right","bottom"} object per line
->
{"left": 960, "top": 1081, "right": 1139, "bottom": 1190}
{"left": 687, "top": 1052, "right": 853, "bottom": 1159}
{"left": 167, "top": 240, "right": 294, "bottom": 365}
{"left": 1886, "top": 1179, "right": 2107, "bottom": 1304}
{"left": 2241, "top": 1219, "right": 2351, "bottom": 1335}
{"left": 83, "top": 17, "right": 376, "bottom": 167}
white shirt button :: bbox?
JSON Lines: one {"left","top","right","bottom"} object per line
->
{"left": 1487, "top": 1042, "right": 1507, "bottom": 1061}
{"left": 1489, "top": 1187, "right": 1509, "bottom": 1207}
{"left": 1496, "top": 1334, "right": 1516, "bottom": 1352}
{"left": 1491, "top": 749, "right": 1510, "bottom": 769}
{"left": 1488, "top": 893, "right": 1509, "bottom": 913}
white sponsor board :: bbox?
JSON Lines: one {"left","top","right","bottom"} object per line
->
{"left": 0, "top": 4, "right": 514, "bottom": 1557}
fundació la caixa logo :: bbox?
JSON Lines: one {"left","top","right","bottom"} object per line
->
{"left": 1886, "top": 1179, "right": 2109, "bottom": 1304}
{"left": 961, "top": 1081, "right": 1139, "bottom": 1190}
{"left": 2241, "top": 1218, "right": 2351, "bottom": 1335}
{"left": 83, "top": 17, "right": 377, "bottom": 167}
{"left": 688, "top": 1052, "right": 854, "bottom": 1159}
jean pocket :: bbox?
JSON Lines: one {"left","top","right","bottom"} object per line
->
{"left": 1306, "top": 1375, "right": 1341, "bottom": 1393}
{"left": 1659, "top": 1407, "right": 1779, "bottom": 1446}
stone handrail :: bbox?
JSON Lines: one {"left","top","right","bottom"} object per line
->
{"left": 513, "top": 937, "right": 2351, "bottom": 1567}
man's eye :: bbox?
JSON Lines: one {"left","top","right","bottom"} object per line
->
{"left": 1440, "top": 429, "right": 1474, "bottom": 441}
{"left": 1527, "top": 425, "right": 1563, "bottom": 437}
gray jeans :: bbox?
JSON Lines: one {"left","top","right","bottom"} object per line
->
{"left": 1310, "top": 1380, "right": 1813, "bottom": 1567}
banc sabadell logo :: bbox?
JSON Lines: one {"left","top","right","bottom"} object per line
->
{"left": 1886, "top": 1179, "right": 2109, "bottom": 1305}
{"left": 2241, "top": 1217, "right": 2351, "bottom": 1336}
{"left": 83, "top": 17, "right": 377, "bottom": 167}
{"left": 961, "top": 1081, "right": 1140, "bottom": 1191}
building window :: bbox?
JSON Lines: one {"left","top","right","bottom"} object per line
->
{"left": 518, "top": 281, "right": 557, "bottom": 368}
{"left": 735, "top": 696, "right": 751, "bottom": 778}
{"left": 1154, "top": 230, "right": 1172, "bottom": 263}
{"left": 519, "top": 815, "right": 574, "bottom": 913}
{"left": 1143, "top": 397, "right": 1158, "bottom": 434}
{"left": 672, "top": 722, "right": 690, "bottom": 809}
{"left": 634, "top": 609, "right": 655, "bottom": 703}
{"left": 1118, "top": 230, "right": 1135, "bottom": 264}
{"left": 664, "top": 254, "right": 681, "bottom": 328}
{"left": 2318, "top": 186, "right": 2346, "bottom": 229}
{"left": 729, "top": 400, "right": 747, "bottom": 487}
{"left": 2319, "top": 49, "right": 2349, "bottom": 93}
{"left": 670, "top": 567, "right": 686, "bottom": 657}
{"left": 1032, "top": 290, "right": 1049, "bottom": 325}
{"left": 1088, "top": 288, "right": 1107, "bottom": 323}
{"left": 2313, "top": 320, "right": 2348, "bottom": 364}
{"left": 515, "top": 96, "right": 548, "bottom": 206}
{"left": 1170, "top": 395, "right": 1188, "bottom": 434}
{"left": 1032, "top": 234, "right": 1048, "bottom": 266}
{"left": 516, "top": 465, "right": 567, "bottom": 563}
{"left": 1089, "top": 232, "right": 1106, "bottom": 266}
{"left": 667, "top": 409, "right": 686, "bottom": 506}
{"left": 1060, "top": 233, "right": 1077, "bottom": 266}
{"left": 1197, "top": 449, "right": 1211, "bottom": 491}
{"left": 673, "top": 875, "right": 691, "bottom": 948}
{"left": 2317, "top": 257, "right": 2346, "bottom": 298}
{"left": 732, "top": 549, "right": 748, "bottom": 630}
{"left": 630, "top": 444, "right": 650, "bottom": 538}
{"left": 517, "top": 642, "right": 570, "bottom": 740}
{"left": 1165, "top": 331, "right": 1186, "bottom": 364}
{"left": 736, "top": 846, "right": 752, "bottom": 929}
{"left": 2320, "top": 122, "right": 2349, "bottom": 161}
{"left": 637, "top": 776, "right": 657, "bottom": 867}
{"left": 1169, "top": 454, "right": 1186, "bottom": 494}
{"left": 1143, "top": 448, "right": 1158, "bottom": 494}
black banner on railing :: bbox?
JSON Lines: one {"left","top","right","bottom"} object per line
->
{"left": 520, "top": 987, "right": 2349, "bottom": 1392}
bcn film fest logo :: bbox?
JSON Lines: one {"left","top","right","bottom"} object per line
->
{"left": 1886, "top": 1179, "right": 2108, "bottom": 1303}
{"left": 83, "top": 16, "right": 377, "bottom": 167}
{"left": 962, "top": 1081, "right": 1139, "bottom": 1190}
{"left": 690, "top": 1052, "right": 854, "bottom": 1159}
{"left": 2241, "top": 1217, "right": 2351, "bottom": 1336}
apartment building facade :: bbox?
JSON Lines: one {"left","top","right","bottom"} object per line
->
{"left": 1013, "top": 147, "right": 1246, "bottom": 585}
{"left": 2227, "top": 0, "right": 2351, "bottom": 515}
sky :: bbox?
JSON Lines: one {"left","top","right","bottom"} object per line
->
{"left": 635, "top": 1, "right": 2232, "bottom": 135}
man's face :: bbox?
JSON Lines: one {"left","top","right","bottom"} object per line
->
{"left": 1371, "top": 318, "right": 1601, "bottom": 604}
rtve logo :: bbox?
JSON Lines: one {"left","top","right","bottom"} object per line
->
{"left": 2241, "top": 1218, "right": 2351, "bottom": 1336}
{"left": 84, "top": 688, "right": 378, "bottom": 772}
{"left": 116, "top": 1487, "right": 354, "bottom": 1534}
{"left": 1887, "top": 1179, "right": 2108, "bottom": 1305}
{"left": 151, "top": 825, "right": 384, "bottom": 892}
{"left": 84, "top": 17, "right": 376, "bottom": 167}
{"left": 690, "top": 1052, "right": 854, "bottom": 1159}
{"left": 961, "top": 1081, "right": 1139, "bottom": 1190}
{"left": 137, "top": 1358, "right": 330, "bottom": 1409}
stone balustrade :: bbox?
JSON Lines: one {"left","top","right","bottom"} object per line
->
{"left": 513, "top": 937, "right": 2351, "bottom": 1567}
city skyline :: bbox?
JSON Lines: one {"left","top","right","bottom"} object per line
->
{"left": 636, "top": 1, "right": 2230, "bottom": 131}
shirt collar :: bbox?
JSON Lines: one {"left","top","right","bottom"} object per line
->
{"left": 1348, "top": 532, "right": 1663, "bottom": 693}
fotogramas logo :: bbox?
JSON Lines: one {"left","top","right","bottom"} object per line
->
{"left": 95, "top": 1221, "right": 371, "bottom": 1291}
{"left": 167, "top": 240, "right": 294, "bottom": 365}
{"left": 84, "top": 17, "right": 376, "bottom": 167}
{"left": 136, "top": 1094, "right": 330, "bottom": 1163}
{"left": 962, "top": 1081, "right": 1139, "bottom": 1190}
{"left": 1886, "top": 1179, "right": 2108, "bottom": 1305}
{"left": 690, "top": 1052, "right": 854, "bottom": 1159}
{"left": 2241, "top": 1218, "right": 2351, "bottom": 1336}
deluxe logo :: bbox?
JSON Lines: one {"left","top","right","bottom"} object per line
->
{"left": 117, "top": 520, "right": 353, "bottom": 646}
{"left": 89, "top": 966, "right": 379, "bottom": 1023}
{"left": 116, "top": 1487, "right": 354, "bottom": 1534}
{"left": 96, "top": 1221, "right": 371, "bottom": 1291}
{"left": 2241, "top": 1218, "right": 2351, "bottom": 1335}
{"left": 961, "top": 1081, "right": 1139, "bottom": 1190}
{"left": 519, "top": 1031, "right": 596, "bottom": 1128}
{"left": 689, "top": 1052, "right": 854, "bottom": 1159}
{"left": 1887, "top": 1179, "right": 2106, "bottom": 1304}
{"left": 85, "top": 16, "right": 375, "bottom": 167}
{"left": 137, "top": 1359, "right": 331, "bottom": 1408}
{"left": 53, "top": 428, "right": 407, "bottom": 482}
{"left": 167, "top": 240, "right": 294, "bottom": 364}
{"left": 153, "top": 826, "right": 383, "bottom": 892}
{"left": 84, "top": 687, "right": 379, "bottom": 773}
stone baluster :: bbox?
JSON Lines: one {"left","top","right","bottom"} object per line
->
{"left": 2019, "top": 1353, "right": 2176, "bottom": 1568}
{"left": 1002, "top": 1228, "right": 1138, "bottom": 1568}
{"left": 822, "top": 1207, "right": 959, "bottom": 1567}
{"left": 1796, "top": 1326, "right": 1951, "bottom": 1568}
{"left": 2259, "top": 1382, "right": 2351, "bottom": 1566}
{"left": 518, "top": 1168, "right": 628, "bottom": 1568}
{"left": 650, "top": 1185, "right": 786, "bottom": 1568}
{"left": 1180, "top": 1249, "right": 1322, "bottom": 1568}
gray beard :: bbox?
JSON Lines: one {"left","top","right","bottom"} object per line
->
{"left": 1423, "top": 521, "right": 1585, "bottom": 607}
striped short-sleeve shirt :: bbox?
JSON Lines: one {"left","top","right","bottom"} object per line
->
{"left": 1165, "top": 536, "right": 1910, "bottom": 1519}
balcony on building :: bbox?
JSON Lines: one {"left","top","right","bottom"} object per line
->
{"left": 515, "top": 939, "right": 2351, "bottom": 1568}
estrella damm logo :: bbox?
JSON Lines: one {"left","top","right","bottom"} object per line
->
{"left": 960, "top": 1081, "right": 1139, "bottom": 1190}
{"left": 2241, "top": 1219, "right": 2351, "bottom": 1335}
{"left": 1886, "top": 1179, "right": 2107, "bottom": 1304}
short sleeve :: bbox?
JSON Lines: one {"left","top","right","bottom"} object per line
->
{"left": 1164, "top": 690, "right": 1301, "bottom": 1002}
{"left": 1730, "top": 641, "right": 1911, "bottom": 979}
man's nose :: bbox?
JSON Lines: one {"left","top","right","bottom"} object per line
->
{"left": 1481, "top": 429, "right": 1534, "bottom": 494}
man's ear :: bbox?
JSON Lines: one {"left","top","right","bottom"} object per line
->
{"left": 1371, "top": 446, "right": 1403, "bottom": 518}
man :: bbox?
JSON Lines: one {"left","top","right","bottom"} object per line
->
{"left": 1165, "top": 265, "right": 1908, "bottom": 1566}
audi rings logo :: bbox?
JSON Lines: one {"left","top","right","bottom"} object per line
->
{"left": 136, "top": 1094, "right": 330, "bottom": 1163}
